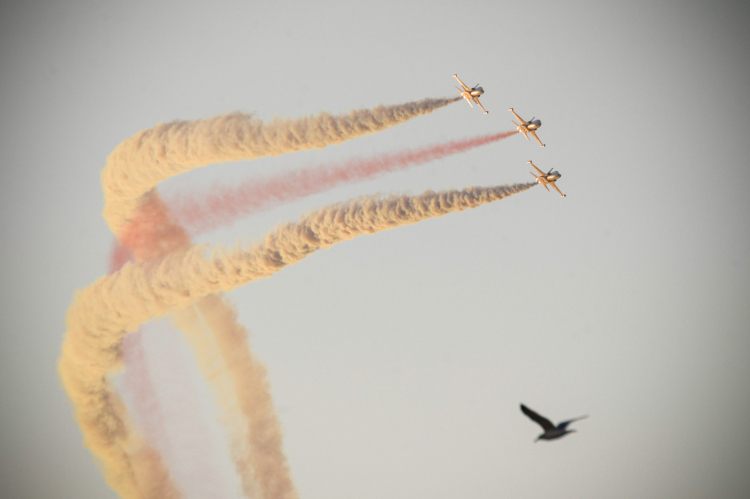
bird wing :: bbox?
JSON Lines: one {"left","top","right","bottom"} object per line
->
{"left": 557, "top": 415, "right": 588, "bottom": 431}
{"left": 521, "top": 404, "right": 555, "bottom": 431}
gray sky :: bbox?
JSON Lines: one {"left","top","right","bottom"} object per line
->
{"left": 2, "top": 0, "right": 749, "bottom": 497}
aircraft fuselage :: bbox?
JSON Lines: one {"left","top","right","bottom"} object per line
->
{"left": 526, "top": 120, "right": 541, "bottom": 130}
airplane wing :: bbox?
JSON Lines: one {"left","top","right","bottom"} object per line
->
{"left": 550, "top": 181, "right": 566, "bottom": 197}
{"left": 509, "top": 108, "right": 527, "bottom": 124}
{"left": 473, "top": 97, "right": 488, "bottom": 114}
{"left": 521, "top": 404, "right": 556, "bottom": 432}
{"left": 453, "top": 74, "right": 471, "bottom": 92}
{"left": 528, "top": 161, "right": 545, "bottom": 177}
{"left": 529, "top": 130, "right": 545, "bottom": 147}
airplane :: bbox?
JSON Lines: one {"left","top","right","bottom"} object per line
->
{"left": 453, "top": 74, "right": 488, "bottom": 114}
{"left": 509, "top": 108, "right": 545, "bottom": 147}
{"left": 528, "top": 160, "right": 566, "bottom": 198}
{"left": 520, "top": 404, "right": 587, "bottom": 442}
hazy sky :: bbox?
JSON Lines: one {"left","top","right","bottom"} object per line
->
{"left": 1, "top": 1, "right": 749, "bottom": 498}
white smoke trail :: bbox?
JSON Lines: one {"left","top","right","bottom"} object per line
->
{"left": 61, "top": 95, "right": 490, "bottom": 498}
{"left": 103, "top": 98, "right": 458, "bottom": 236}
{"left": 169, "top": 297, "right": 296, "bottom": 499}
{"left": 83, "top": 97, "right": 458, "bottom": 498}
{"left": 60, "top": 185, "right": 536, "bottom": 496}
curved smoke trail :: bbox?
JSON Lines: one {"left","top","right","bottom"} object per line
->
{"left": 66, "top": 185, "right": 535, "bottom": 341}
{"left": 60, "top": 183, "right": 533, "bottom": 497}
{"left": 111, "top": 191, "right": 297, "bottom": 498}
{"left": 103, "top": 97, "right": 459, "bottom": 236}
{"left": 64, "top": 97, "right": 462, "bottom": 498}
{"left": 110, "top": 129, "right": 521, "bottom": 497}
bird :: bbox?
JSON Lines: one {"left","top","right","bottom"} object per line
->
{"left": 520, "top": 404, "right": 587, "bottom": 442}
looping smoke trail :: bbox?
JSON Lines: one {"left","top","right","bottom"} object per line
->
{"left": 115, "top": 189, "right": 298, "bottom": 498}
{"left": 60, "top": 185, "right": 536, "bottom": 475}
{"left": 103, "top": 97, "right": 459, "bottom": 236}
{"left": 62, "top": 95, "right": 491, "bottom": 498}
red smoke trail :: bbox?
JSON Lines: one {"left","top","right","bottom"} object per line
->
{"left": 170, "top": 130, "right": 517, "bottom": 235}
{"left": 110, "top": 198, "right": 229, "bottom": 496}
{"left": 109, "top": 240, "right": 167, "bottom": 469}
{"left": 108, "top": 255, "right": 171, "bottom": 471}
{"left": 120, "top": 331, "right": 170, "bottom": 455}
{"left": 109, "top": 130, "right": 515, "bottom": 269}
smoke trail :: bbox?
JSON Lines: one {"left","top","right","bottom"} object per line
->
{"left": 100, "top": 190, "right": 288, "bottom": 499}
{"left": 60, "top": 184, "right": 535, "bottom": 497}
{"left": 116, "top": 190, "right": 295, "bottom": 498}
{"left": 167, "top": 303, "right": 258, "bottom": 498}
{"left": 105, "top": 199, "right": 199, "bottom": 498}
{"left": 167, "top": 130, "right": 517, "bottom": 237}
{"left": 119, "top": 184, "right": 533, "bottom": 323}
{"left": 120, "top": 331, "right": 170, "bottom": 461}
{"left": 103, "top": 103, "right": 470, "bottom": 492}
{"left": 113, "top": 130, "right": 515, "bottom": 269}
{"left": 65, "top": 184, "right": 535, "bottom": 349}
{"left": 106, "top": 129, "right": 515, "bottom": 497}
{"left": 55, "top": 350, "right": 177, "bottom": 499}
{"left": 128, "top": 439, "right": 182, "bottom": 499}
{"left": 65, "top": 95, "right": 490, "bottom": 498}
{"left": 170, "top": 297, "right": 296, "bottom": 499}
{"left": 103, "top": 97, "right": 459, "bottom": 236}
{"left": 119, "top": 321, "right": 240, "bottom": 499}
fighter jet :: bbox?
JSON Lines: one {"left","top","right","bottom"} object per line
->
{"left": 453, "top": 74, "right": 488, "bottom": 114}
{"left": 528, "top": 160, "right": 566, "bottom": 198}
{"left": 520, "top": 404, "right": 587, "bottom": 442}
{"left": 509, "top": 108, "right": 545, "bottom": 147}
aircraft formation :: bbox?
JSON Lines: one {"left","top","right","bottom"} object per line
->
{"left": 453, "top": 73, "right": 566, "bottom": 198}
{"left": 454, "top": 74, "right": 581, "bottom": 441}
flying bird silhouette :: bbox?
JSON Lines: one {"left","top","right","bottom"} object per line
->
{"left": 520, "top": 404, "right": 587, "bottom": 442}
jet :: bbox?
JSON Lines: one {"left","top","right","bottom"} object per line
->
{"left": 509, "top": 108, "right": 545, "bottom": 147}
{"left": 453, "top": 74, "right": 488, "bottom": 114}
{"left": 520, "top": 404, "right": 587, "bottom": 442}
{"left": 528, "top": 160, "right": 566, "bottom": 198}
